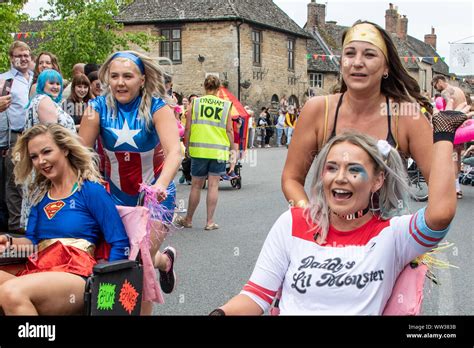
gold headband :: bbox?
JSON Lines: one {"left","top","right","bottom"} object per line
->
{"left": 343, "top": 23, "right": 388, "bottom": 62}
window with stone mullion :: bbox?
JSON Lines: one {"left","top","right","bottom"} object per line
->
{"left": 160, "top": 28, "right": 182, "bottom": 63}
{"left": 288, "top": 38, "right": 295, "bottom": 71}
{"left": 309, "top": 73, "right": 323, "bottom": 88}
{"left": 252, "top": 30, "right": 262, "bottom": 66}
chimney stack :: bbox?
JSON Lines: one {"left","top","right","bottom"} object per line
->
{"left": 396, "top": 15, "right": 408, "bottom": 40}
{"left": 307, "top": 0, "right": 326, "bottom": 29}
{"left": 424, "top": 27, "right": 437, "bottom": 50}
{"left": 385, "top": 3, "right": 398, "bottom": 34}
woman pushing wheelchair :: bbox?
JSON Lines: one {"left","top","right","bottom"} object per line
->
{"left": 0, "top": 124, "right": 129, "bottom": 315}
{"left": 212, "top": 100, "right": 472, "bottom": 315}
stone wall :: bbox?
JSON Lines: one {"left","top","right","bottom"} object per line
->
{"left": 122, "top": 22, "right": 308, "bottom": 110}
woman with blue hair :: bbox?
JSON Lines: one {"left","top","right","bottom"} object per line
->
{"left": 25, "top": 69, "right": 75, "bottom": 132}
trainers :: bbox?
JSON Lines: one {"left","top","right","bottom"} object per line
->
{"left": 159, "top": 246, "right": 177, "bottom": 294}
{"left": 228, "top": 171, "right": 238, "bottom": 179}
{"left": 179, "top": 175, "right": 185, "bottom": 184}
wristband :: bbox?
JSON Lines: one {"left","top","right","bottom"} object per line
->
{"left": 5, "top": 234, "right": 12, "bottom": 248}
{"left": 433, "top": 131, "right": 455, "bottom": 144}
{"left": 296, "top": 200, "right": 309, "bottom": 208}
{"left": 209, "top": 308, "right": 226, "bottom": 316}
{"left": 3, "top": 234, "right": 13, "bottom": 252}
{"left": 289, "top": 200, "right": 308, "bottom": 208}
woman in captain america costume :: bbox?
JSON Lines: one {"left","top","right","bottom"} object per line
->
{"left": 79, "top": 51, "right": 182, "bottom": 315}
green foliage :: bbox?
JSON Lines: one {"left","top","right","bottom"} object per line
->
{"left": 38, "top": 0, "right": 157, "bottom": 79}
{"left": 0, "top": 0, "right": 28, "bottom": 72}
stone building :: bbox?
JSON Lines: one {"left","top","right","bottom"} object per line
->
{"left": 305, "top": 1, "right": 452, "bottom": 98}
{"left": 116, "top": 0, "right": 311, "bottom": 110}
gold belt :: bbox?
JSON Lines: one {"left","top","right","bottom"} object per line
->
{"left": 38, "top": 238, "right": 96, "bottom": 256}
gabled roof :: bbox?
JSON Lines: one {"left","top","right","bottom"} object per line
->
{"left": 406, "top": 35, "right": 449, "bottom": 75}
{"left": 116, "top": 0, "right": 311, "bottom": 38}
{"left": 306, "top": 22, "right": 449, "bottom": 75}
{"left": 306, "top": 26, "right": 340, "bottom": 73}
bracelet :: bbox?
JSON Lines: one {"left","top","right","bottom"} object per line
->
{"left": 296, "top": 200, "right": 309, "bottom": 208}
{"left": 209, "top": 308, "right": 226, "bottom": 316}
{"left": 289, "top": 200, "right": 309, "bottom": 208}
{"left": 5, "top": 234, "right": 12, "bottom": 248}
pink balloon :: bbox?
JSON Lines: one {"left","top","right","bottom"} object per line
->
{"left": 435, "top": 97, "right": 446, "bottom": 111}
{"left": 176, "top": 120, "right": 185, "bottom": 138}
{"left": 454, "top": 120, "right": 474, "bottom": 145}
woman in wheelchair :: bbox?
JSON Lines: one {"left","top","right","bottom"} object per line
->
{"left": 212, "top": 104, "right": 472, "bottom": 315}
{"left": 0, "top": 124, "right": 130, "bottom": 315}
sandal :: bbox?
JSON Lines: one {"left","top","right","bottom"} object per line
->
{"left": 174, "top": 215, "right": 192, "bottom": 228}
{"left": 204, "top": 223, "right": 219, "bottom": 231}
{"left": 457, "top": 191, "right": 463, "bottom": 199}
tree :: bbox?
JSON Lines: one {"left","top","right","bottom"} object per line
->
{"left": 0, "top": 0, "right": 28, "bottom": 71}
{"left": 37, "top": 0, "right": 157, "bottom": 79}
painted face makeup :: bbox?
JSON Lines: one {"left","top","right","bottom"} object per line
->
{"left": 322, "top": 142, "right": 380, "bottom": 218}
{"left": 348, "top": 164, "right": 369, "bottom": 181}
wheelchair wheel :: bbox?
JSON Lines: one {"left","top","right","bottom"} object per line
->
{"left": 231, "top": 178, "right": 242, "bottom": 189}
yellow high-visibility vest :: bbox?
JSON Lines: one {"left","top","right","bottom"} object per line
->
{"left": 189, "top": 95, "right": 232, "bottom": 161}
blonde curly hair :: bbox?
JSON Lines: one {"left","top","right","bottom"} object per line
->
{"left": 13, "top": 124, "right": 102, "bottom": 205}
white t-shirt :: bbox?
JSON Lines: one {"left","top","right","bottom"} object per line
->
{"left": 241, "top": 207, "right": 448, "bottom": 315}
{"left": 248, "top": 117, "right": 255, "bottom": 129}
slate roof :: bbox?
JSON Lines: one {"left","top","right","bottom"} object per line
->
{"left": 116, "top": 0, "right": 311, "bottom": 38}
{"left": 406, "top": 35, "right": 449, "bottom": 75}
{"left": 306, "top": 22, "right": 449, "bottom": 75}
{"left": 306, "top": 22, "right": 345, "bottom": 73}
{"left": 306, "top": 28, "right": 338, "bottom": 72}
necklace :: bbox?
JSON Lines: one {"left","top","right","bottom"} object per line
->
{"left": 333, "top": 206, "right": 371, "bottom": 221}
{"left": 49, "top": 182, "right": 78, "bottom": 198}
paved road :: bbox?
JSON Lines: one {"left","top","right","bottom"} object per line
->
{"left": 153, "top": 147, "right": 473, "bottom": 315}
